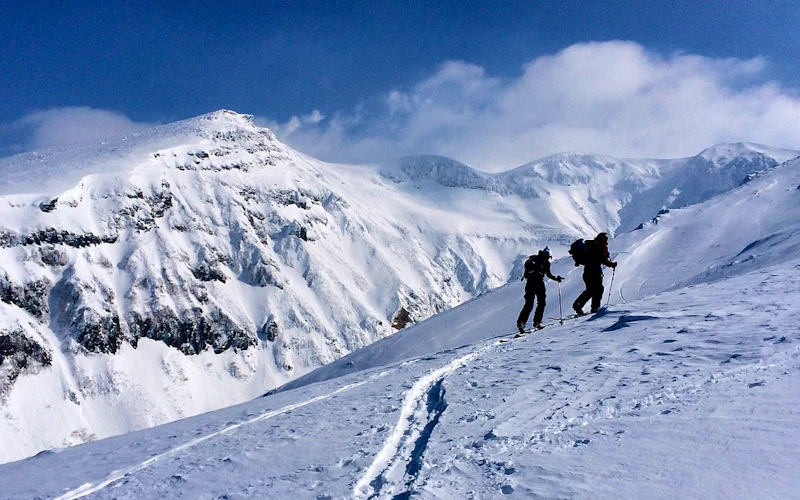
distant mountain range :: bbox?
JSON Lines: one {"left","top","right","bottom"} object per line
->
{"left": 0, "top": 109, "right": 796, "bottom": 463}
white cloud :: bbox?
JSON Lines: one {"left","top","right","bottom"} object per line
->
{"left": 17, "top": 107, "right": 154, "bottom": 150}
{"left": 266, "top": 41, "right": 800, "bottom": 172}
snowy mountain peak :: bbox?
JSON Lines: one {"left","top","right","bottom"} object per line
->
{"left": 512, "top": 152, "right": 626, "bottom": 186}
{"left": 193, "top": 109, "right": 257, "bottom": 127}
{"left": 0, "top": 109, "right": 283, "bottom": 197}
{"left": 156, "top": 109, "right": 275, "bottom": 143}
{"left": 695, "top": 142, "right": 796, "bottom": 169}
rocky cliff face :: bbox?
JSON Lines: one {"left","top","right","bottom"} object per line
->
{"left": 1, "top": 113, "right": 459, "bottom": 363}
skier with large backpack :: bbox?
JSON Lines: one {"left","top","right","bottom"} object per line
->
{"left": 571, "top": 232, "right": 617, "bottom": 316}
{"left": 517, "top": 247, "right": 563, "bottom": 333}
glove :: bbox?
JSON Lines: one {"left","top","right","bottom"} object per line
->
{"left": 610, "top": 262, "right": 618, "bottom": 268}
{"left": 556, "top": 276, "right": 563, "bottom": 282}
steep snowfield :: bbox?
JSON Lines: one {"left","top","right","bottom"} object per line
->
{"left": 0, "top": 109, "right": 797, "bottom": 466}
{"left": 1, "top": 155, "right": 798, "bottom": 498}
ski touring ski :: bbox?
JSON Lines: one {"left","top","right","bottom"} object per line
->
{"left": 549, "top": 307, "right": 607, "bottom": 324}
{"left": 500, "top": 323, "right": 552, "bottom": 342}
{"left": 548, "top": 314, "right": 583, "bottom": 324}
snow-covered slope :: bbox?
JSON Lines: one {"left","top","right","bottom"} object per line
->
{"left": 1, "top": 156, "right": 799, "bottom": 499}
{"left": 616, "top": 142, "right": 798, "bottom": 232}
{"left": 0, "top": 109, "right": 796, "bottom": 464}
{"left": 279, "top": 156, "right": 800, "bottom": 391}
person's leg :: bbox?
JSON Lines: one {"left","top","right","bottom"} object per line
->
{"left": 573, "top": 273, "right": 592, "bottom": 313}
{"left": 533, "top": 282, "right": 547, "bottom": 326}
{"left": 517, "top": 286, "right": 534, "bottom": 330}
{"left": 589, "top": 273, "right": 605, "bottom": 312}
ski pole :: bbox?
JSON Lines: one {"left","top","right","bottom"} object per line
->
{"left": 606, "top": 267, "right": 616, "bottom": 307}
{"left": 557, "top": 281, "right": 564, "bottom": 325}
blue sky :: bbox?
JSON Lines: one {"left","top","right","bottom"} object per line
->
{"left": 2, "top": 1, "right": 799, "bottom": 170}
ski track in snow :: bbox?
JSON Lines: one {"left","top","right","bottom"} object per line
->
{"left": 412, "top": 271, "right": 800, "bottom": 497}
{"left": 353, "top": 340, "right": 504, "bottom": 499}
{"left": 54, "top": 368, "right": 396, "bottom": 500}
{"left": 5, "top": 262, "right": 799, "bottom": 499}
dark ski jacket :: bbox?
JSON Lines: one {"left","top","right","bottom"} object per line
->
{"left": 523, "top": 253, "right": 559, "bottom": 283}
{"left": 583, "top": 240, "right": 614, "bottom": 273}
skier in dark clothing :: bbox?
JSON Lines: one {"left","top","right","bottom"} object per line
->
{"left": 517, "top": 247, "right": 563, "bottom": 333}
{"left": 573, "top": 232, "right": 617, "bottom": 316}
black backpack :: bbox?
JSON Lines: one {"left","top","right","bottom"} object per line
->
{"left": 568, "top": 239, "right": 587, "bottom": 266}
{"left": 521, "top": 254, "right": 542, "bottom": 280}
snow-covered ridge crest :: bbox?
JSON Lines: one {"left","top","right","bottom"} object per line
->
{"left": 0, "top": 109, "right": 798, "bottom": 464}
{"left": 379, "top": 155, "right": 501, "bottom": 191}
{"left": 0, "top": 109, "right": 277, "bottom": 198}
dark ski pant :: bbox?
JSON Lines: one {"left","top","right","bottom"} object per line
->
{"left": 574, "top": 268, "right": 604, "bottom": 313}
{"left": 517, "top": 279, "right": 546, "bottom": 327}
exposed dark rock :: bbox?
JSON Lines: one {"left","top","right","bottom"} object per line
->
{"left": 239, "top": 255, "right": 282, "bottom": 288}
{"left": 0, "top": 328, "right": 52, "bottom": 397}
{"left": 239, "top": 186, "right": 259, "bottom": 203}
{"left": 274, "top": 188, "right": 324, "bottom": 209}
{"left": 39, "top": 246, "right": 69, "bottom": 267}
{"left": 50, "top": 273, "right": 125, "bottom": 354}
{"left": 392, "top": 307, "right": 412, "bottom": 330}
{"left": 39, "top": 198, "right": 58, "bottom": 213}
{"left": 0, "top": 232, "right": 14, "bottom": 247}
{"left": 116, "top": 186, "right": 174, "bottom": 233}
{"left": 188, "top": 150, "right": 209, "bottom": 159}
{"left": 259, "top": 320, "right": 280, "bottom": 342}
{"left": 0, "top": 273, "right": 52, "bottom": 320}
{"left": 0, "top": 229, "right": 117, "bottom": 249}
{"left": 74, "top": 312, "right": 125, "bottom": 354}
{"left": 243, "top": 210, "right": 270, "bottom": 245}
{"left": 147, "top": 189, "right": 173, "bottom": 219}
{"left": 192, "top": 264, "right": 226, "bottom": 283}
{"left": 129, "top": 308, "right": 255, "bottom": 355}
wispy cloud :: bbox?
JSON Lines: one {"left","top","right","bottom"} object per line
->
{"left": 264, "top": 41, "right": 800, "bottom": 172}
{"left": 11, "top": 107, "right": 154, "bottom": 152}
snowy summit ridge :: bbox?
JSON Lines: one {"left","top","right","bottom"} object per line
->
{"left": 0, "top": 110, "right": 270, "bottom": 198}
{"left": 0, "top": 109, "right": 797, "bottom": 466}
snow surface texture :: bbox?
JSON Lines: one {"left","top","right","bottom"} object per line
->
{"left": 0, "top": 109, "right": 798, "bottom": 470}
{"left": 2, "top": 254, "right": 799, "bottom": 496}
